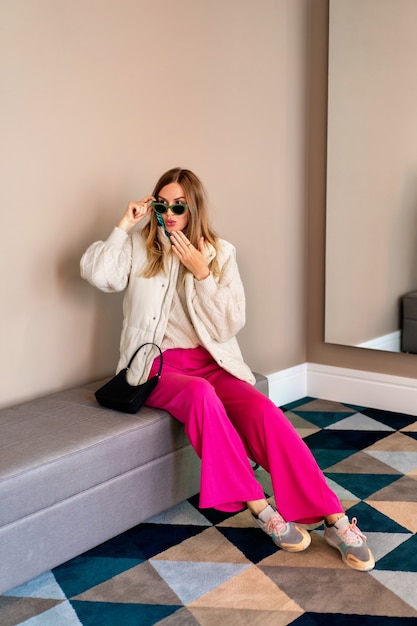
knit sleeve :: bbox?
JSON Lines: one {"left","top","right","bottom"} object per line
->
{"left": 190, "top": 242, "right": 246, "bottom": 343}
{"left": 80, "top": 227, "right": 132, "bottom": 293}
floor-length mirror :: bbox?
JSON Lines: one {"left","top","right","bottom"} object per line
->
{"left": 325, "top": 0, "right": 417, "bottom": 352}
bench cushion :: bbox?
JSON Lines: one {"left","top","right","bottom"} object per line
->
{"left": 0, "top": 372, "right": 269, "bottom": 528}
{"left": 0, "top": 380, "right": 190, "bottom": 527}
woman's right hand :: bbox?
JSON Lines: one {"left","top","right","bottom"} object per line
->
{"left": 118, "top": 196, "right": 155, "bottom": 233}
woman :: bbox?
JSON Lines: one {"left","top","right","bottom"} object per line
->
{"left": 81, "top": 167, "right": 374, "bottom": 572}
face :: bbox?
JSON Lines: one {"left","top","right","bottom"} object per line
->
{"left": 155, "top": 182, "right": 189, "bottom": 235}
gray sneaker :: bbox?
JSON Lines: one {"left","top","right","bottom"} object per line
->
{"left": 324, "top": 515, "right": 375, "bottom": 571}
{"left": 254, "top": 507, "right": 311, "bottom": 552}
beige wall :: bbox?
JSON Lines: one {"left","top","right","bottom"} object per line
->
{"left": 4, "top": 0, "right": 413, "bottom": 412}
{"left": 1, "top": 0, "right": 308, "bottom": 408}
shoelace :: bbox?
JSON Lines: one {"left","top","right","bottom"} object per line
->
{"left": 266, "top": 512, "right": 288, "bottom": 538}
{"left": 338, "top": 517, "right": 367, "bottom": 546}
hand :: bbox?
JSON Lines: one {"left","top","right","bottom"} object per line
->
{"left": 170, "top": 231, "right": 210, "bottom": 280}
{"left": 118, "top": 196, "right": 155, "bottom": 233}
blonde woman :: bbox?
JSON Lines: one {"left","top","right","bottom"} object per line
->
{"left": 81, "top": 167, "right": 374, "bottom": 571}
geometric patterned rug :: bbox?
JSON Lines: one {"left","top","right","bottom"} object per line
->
{"left": 1, "top": 397, "right": 417, "bottom": 625}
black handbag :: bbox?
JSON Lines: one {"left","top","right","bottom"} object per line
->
{"left": 95, "top": 343, "right": 163, "bottom": 414}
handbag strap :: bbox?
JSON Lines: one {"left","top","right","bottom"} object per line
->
{"left": 126, "top": 342, "right": 163, "bottom": 378}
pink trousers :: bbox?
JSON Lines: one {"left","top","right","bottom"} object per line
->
{"left": 146, "top": 346, "right": 343, "bottom": 524}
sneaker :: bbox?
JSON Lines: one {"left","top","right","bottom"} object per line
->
{"left": 254, "top": 505, "right": 311, "bottom": 552}
{"left": 324, "top": 515, "right": 375, "bottom": 572}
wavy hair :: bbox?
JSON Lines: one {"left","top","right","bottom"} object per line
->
{"left": 141, "top": 167, "right": 219, "bottom": 278}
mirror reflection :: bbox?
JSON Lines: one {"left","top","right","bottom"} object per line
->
{"left": 325, "top": 0, "right": 417, "bottom": 353}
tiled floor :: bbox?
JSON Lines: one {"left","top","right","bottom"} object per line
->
{"left": 1, "top": 397, "right": 417, "bottom": 625}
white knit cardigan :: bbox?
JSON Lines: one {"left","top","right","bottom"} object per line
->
{"left": 80, "top": 226, "right": 256, "bottom": 386}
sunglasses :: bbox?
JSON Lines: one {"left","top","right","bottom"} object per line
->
{"left": 152, "top": 201, "right": 188, "bottom": 216}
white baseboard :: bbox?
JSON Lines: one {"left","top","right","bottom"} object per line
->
{"left": 267, "top": 363, "right": 417, "bottom": 416}
{"left": 267, "top": 364, "right": 308, "bottom": 407}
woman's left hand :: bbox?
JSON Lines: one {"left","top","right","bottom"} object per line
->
{"left": 170, "top": 231, "right": 210, "bottom": 281}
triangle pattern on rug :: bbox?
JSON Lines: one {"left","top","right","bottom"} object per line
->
{"left": 259, "top": 565, "right": 417, "bottom": 617}
{"left": 151, "top": 526, "right": 251, "bottom": 564}
{"left": 370, "top": 571, "right": 417, "bottom": 612}
{"left": 17, "top": 600, "right": 82, "bottom": 625}
{"left": 3, "top": 572, "right": 66, "bottom": 600}
{"left": 325, "top": 414, "right": 395, "bottom": 431}
{"left": 324, "top": 472, "right": 402, "bottom": 500}
{"left": 145, "top": 500, "right": 212, "bottom": 526}
{"left": 361, "top": 532, "right": 413, "bottom": 562}
{"left": 72, "top": 560, "right": 183, "bottom": 605}
{"left": 324, "top": 450, "right": 403, "bottom": 475}
{"left": 149, "top": 560, "right": 251, "bottom": 605}
{"left": 372, "top": 533, "right": 417, "bottom": 572}
{"left": 53, "top": 556, "right": 142, "bottom": 598}
{"left": 365, "top": 450, "right": 417, "bottom": 474}
{"left": 188, "top": 606, "right": 305, "bottom": 624}
{"left": 292, "top": 411, "right": 355, "bottom": 429}
{"left": 188, "top": 565, "right": 302, "bottom": 612}
{"left": 362, "top": 408, "right": 417, "bottom": 430}
{"left": 70, "top": 600, "right": 179, "bottom": 626}
{"left": 325, "top": 477, "right": 360, "bottom": 501}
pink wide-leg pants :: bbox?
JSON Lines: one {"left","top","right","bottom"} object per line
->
{"left": 146, "top": 347, "right": 343, "bottom": 524}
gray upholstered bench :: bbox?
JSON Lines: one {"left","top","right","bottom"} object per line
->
{"left": 0, "top": 372, "right": 268, "bottom": 594}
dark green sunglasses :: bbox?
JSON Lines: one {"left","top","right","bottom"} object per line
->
{"left": 152, "top": 201, "right": 188, "bottom": 215}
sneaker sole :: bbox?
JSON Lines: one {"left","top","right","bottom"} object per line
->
{"left": 273, "top": 528, "right": 312, "bottom": 552}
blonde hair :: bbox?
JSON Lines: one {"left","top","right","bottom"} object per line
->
{"left": 141, "top": 168, "right": 219, "bottom": 278}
